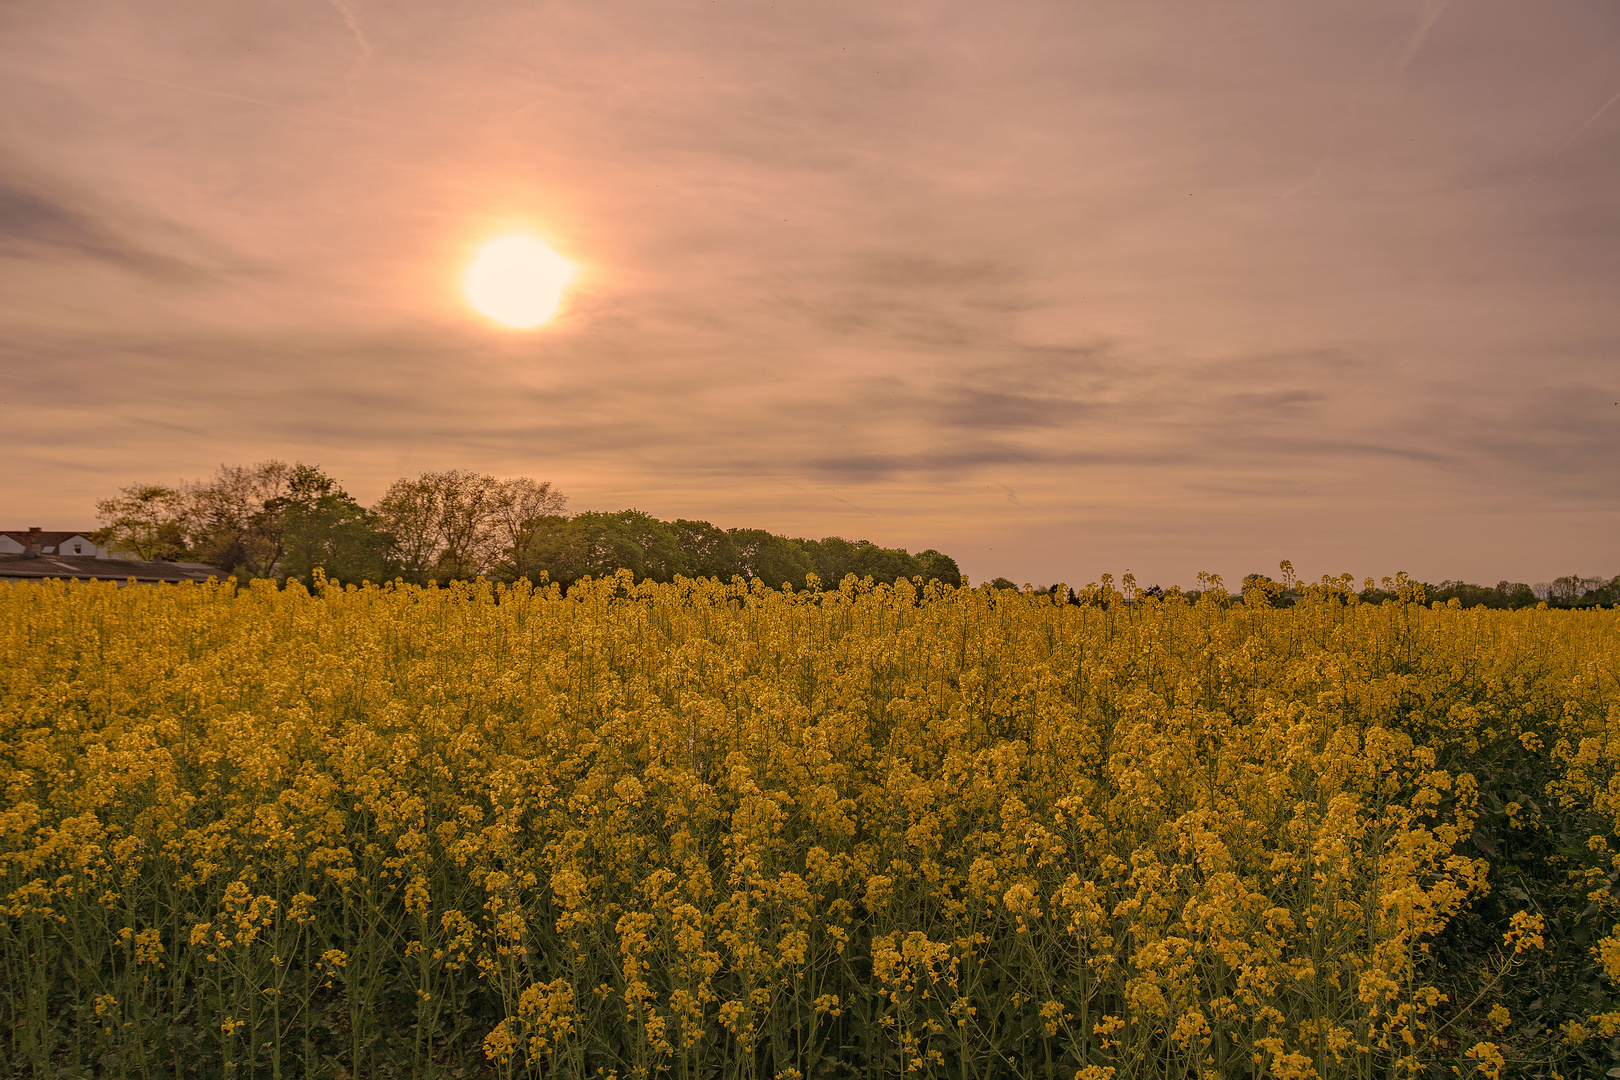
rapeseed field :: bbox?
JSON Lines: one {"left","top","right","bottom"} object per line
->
{"left": 2, "top": 572, "right": 1617, "bottom": 1079}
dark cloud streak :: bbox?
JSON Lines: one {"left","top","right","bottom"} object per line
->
{"left": 0, "top": 174, "right": 192, "bottom": 277}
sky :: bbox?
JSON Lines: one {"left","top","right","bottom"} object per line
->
{"left": 2, "top": 0, "right": 1616, "bottom": 588}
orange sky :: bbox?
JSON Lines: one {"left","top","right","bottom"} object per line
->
{"left": 2, "top": 0, "right": 1617, "bottom": 587}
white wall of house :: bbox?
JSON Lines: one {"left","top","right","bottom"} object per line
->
{"left": 0, "top": 534, "right": 116, "bottom": 558}
{"left": 56, "top": 535, "right": 109, "bottom": 557}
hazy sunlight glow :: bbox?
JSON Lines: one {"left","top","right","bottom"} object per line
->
{"left": 465, "top": 235, "right": 574, "bottom": 328}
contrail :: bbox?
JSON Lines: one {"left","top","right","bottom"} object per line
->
{"left": 1281, "top": 0, "right": 1449, "bottom": 200}
{"left": 1559, "top": 86, "right": 1620, "bottom": 152}
{"left": 1389, "top": 0, "right": 1448, "bottom": 85}
{"left": 1475, "top": 81, "right": 1620, "bottom": 225}
{"left": 1334, "top": 298, "right": 1437, "bottom": 407}
{"left": 1281, "top": 159, "right": 1327, "bottom": 201}
{"left": 330, "top": 0, "right": 373, "bottom": 109}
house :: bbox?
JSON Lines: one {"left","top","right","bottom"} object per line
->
{"left": 0, "top": 527, "right": 223, "bottom": 584}
{"left": 0, "top": 528, "right": 121, "bottom": 559}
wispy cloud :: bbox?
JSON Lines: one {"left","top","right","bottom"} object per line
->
{"left": 0, "top": 174, "right": 194, "bottom": 277}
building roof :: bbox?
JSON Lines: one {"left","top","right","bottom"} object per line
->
{"left": 0, "top": 530, "right": 97, "bottom": 547}
{"left": 0, "top": 553, "right": 225, "bottom": 584}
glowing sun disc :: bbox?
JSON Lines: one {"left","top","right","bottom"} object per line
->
{"left": 464, "top": 235, "right": 574, "bottom": 328}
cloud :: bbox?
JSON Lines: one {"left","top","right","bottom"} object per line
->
{"left": 0, "top": 168, "right": 208, "bottom": 279}
{"left": 806, "top": 441, "right": 1176, "bottom": 483}
{"left": 931, "top": 387, "right": 1090, "bottom": 431}
{"left": 1452, "top": 383, "right": 1620, "bottom": 496}
{"left": 778, "top": 252, "right": 1041, "bottom": 348}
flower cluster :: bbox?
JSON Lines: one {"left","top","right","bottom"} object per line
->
{"left": 0, "top": 571, "right": 1613, "bottom": 1078}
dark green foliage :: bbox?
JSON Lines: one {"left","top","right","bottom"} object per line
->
{"left": 723, "top": 528, "right": 814, "bottom": 588}
{"left": 516, "top": 514, "right": 586, "bottom": 584}
{"left": 1425, "top": 580, "right": 1541, "bottom": 609}
{"left": 1364, "top": 617, "right": 1620, "bottom": 1077}
{"left": 508, "top": 514, "right": 955, "bottom": 592}
{"left": 1544, "top": 574, "right": 1620, "bottom": 607}
{"left": 276, "top": 466, "right": 398, "bottom": 587}
{"left": 1227, "top": 577, "right": 1614, "bottom": 612}
{"left": 914, "top": 548, "right": 964, "bottom": 588}
{"left": 90, "top": 462, "right": 965, "bottom": 594}
{"left": 565, "top": 510, "right": 688, "bottom": 584}
{"left": 796, "top": 536, "right": 964, "bottom": 588}
{"left": 670, "top": 519, "right": 740, "bottom": 580}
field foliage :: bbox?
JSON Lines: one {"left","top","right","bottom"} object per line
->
{"left": 2, "top": 573, "right": 1618, "bottom": 1079}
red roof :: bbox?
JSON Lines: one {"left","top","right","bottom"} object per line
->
{"left": 0, "top": 530, "right": 98, "bottom": 548}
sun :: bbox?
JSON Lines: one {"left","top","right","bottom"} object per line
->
{"left": 464, "top": 235, "right": 574, "bottom": 328}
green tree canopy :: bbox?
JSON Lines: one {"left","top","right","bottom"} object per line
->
{"left": 275, "top": 466, "right": 397, "bottom": 587}
{"left": 91, "top": 463, "right": 966, "bottom": 593}
{"left": 670, "top": 519, "right": 741, "bottom": 581}
{"left": 914, "top": 549, "right": 963, "bottom": 587}
{"left": 557, "top": 511, "right": 687, "bottom": 585}
{"left": 185, "top": 461, "right": 296, "bottom": 577}
{"left": 726, "top": 529, "right": 813, "bottom": 589}
{"left": 92, "top": 484, "right": 188, "bottom": 561}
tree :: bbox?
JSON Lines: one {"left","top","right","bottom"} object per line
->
{"left": 915, "top": 549, "right": 963, "bottom": 586}
{"left": 800, "top": 536, "right": 951, "bottom": 587}
{"left": 800, "top": 537, "right": 860, "bottom": 584}
{"left": 372, "top": 475, "right": 444, "bottom": 583}
{"left": 489, "top": 477, "right": 569, "bottom": 582}
{"left": 670, "top": 520, "right": 741, "bottom": 581}
{"left": 562, "top": 510, "right": 688, "bottom": 584}
{"left": 95, "top": 461, "right": 389, "bottom": 579}
{"left": 727, "top": 529, "right": 814, "bottom": 588}
{"left": 573, "top": 512, "right": 647, "bottom": 581}
{"left": 186, "top": 461, "right": 295, "bottom": 577}
{"left": 1547, "top": 574, "right": 1617, "bottom": 607}
{"left": 433, "top": 470, "right": 502, "bottom": 581}
{"left": 274, "top": 466, "right": 397, "bottom": 586}
{"left": 1496, "top": 581, "right": 1537, "bottom": 608}
{"left": 372, "top": 470, "right": 495, "bottom": 583}
{"left": 518, "top": 515, "right": 586, "bottom": 585}
{"left": 615, "top": 511, "right": 688, "bottom": 582}
{"left": 89, "top": 467, "right": 971, "bottom": 597}
{"left": 373, "top": 470, "right": 556, "bottom": 583}
{"left": 1592, "top": 576, "right": 1620, "bottom": 606}
{"left": 93, "top": 484, "right": 188, "bottom": 561}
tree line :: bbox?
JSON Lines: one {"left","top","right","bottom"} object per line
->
{"left": 91, "top": 462, "right": 964, "bottom": 589}
{"left": 1010, "top": 567, "right": 1617, "bottom": 610}
{"left": 1225, "top": 570, "right": 1619, "bottom": 609}
{"left": 1235, "top": 572, "right": 1619, "bottom": 610}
